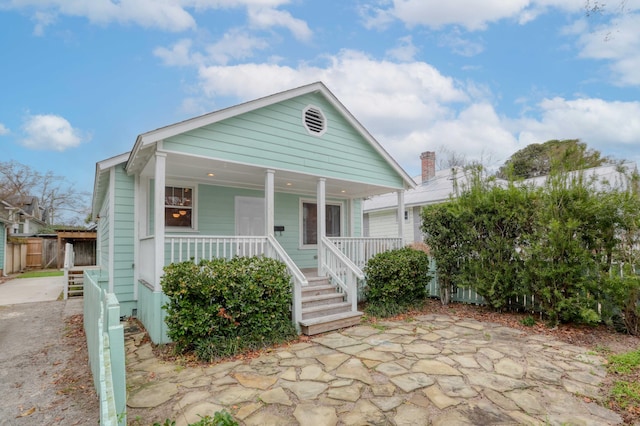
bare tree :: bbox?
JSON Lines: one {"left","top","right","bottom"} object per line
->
{"left": 0, "top": 160, "right": 90, "bottom": 226}
{"left": 436, "top": 145, "right": 467, "bottom": 170}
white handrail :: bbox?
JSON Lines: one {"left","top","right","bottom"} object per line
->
{"left": 267, "top": 235, "right": 307, "bottom": 331}
{"left": 321, "top": 236, "right": 364, "bottom": 310}
{"left": 328, "top": 237, "right": 403, "bottom": 269}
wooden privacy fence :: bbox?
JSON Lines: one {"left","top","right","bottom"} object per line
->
{"left": 5, "top": 235, "right": 96, "bottom": 273}
{"left": 4, "top": 240, "right": 27, "bottom": 274}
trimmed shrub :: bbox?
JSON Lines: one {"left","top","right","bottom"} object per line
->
{"left": 161, "top": 256, "right": 297, "bottom": 360}
{"left": 364, "top": 247, "right": 431, "bottom": 317}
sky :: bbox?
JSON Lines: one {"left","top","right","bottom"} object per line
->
{"left": 1, "top": 0, "right": 639, "bottom": 221}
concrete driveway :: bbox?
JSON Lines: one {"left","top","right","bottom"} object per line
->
{"left": 0, "top": 275, "right": 64, "bottom": 306}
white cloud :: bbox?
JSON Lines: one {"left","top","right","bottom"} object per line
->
{"left": 514, "top": 97, "right": 640, "bottom": 161}
{"left": 7, "top": 0, "right": 196, "bottom": 33}
{"left": 360, "top": 0, "right": 594, "bottom": 31}
{"left": 575, "top": 11, "right": 640, "bottom": 86}
{"left": 438, "top": 30, "right": 484, "bottom": 57}
{"left": 363, "top": 0, "right": 531, "bottom": 31}
{"left": 21, "top": 114, "right": 88, "bottom": 151}
{"left": 196, "top": 50, "right": 467, "bottom": 133}
{"left": 4, "top": 0, "right": 307, "bottom": 34}
{"left": 154, "top": 39, "right": 199, "bottom": 67}
{"left": 0, "top": 123, "right": 9, "bottom": 135}
{"left": 205, "top": 29, "right": 270, "bottom": 65}
{"left": 247, "top": 6, "right": 312, "bottom": 41}
{"left": 385, "top": 36, "right": 418, "bottom": 62}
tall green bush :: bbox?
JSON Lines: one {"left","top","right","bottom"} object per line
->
{"left": 421, "top": 160, "right": 640, "bottom": 330}
{"left": 364, "top": 247, "right": 431, "bottom": 317}
{"left": 161, "top": 256, "right": 296, "bottom": 360}
{"left": 421, "top": 201, "right": 469, "bottom": 305}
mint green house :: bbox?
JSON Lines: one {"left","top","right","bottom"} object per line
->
{"left": 91, "top": 82, "right": 415, "bottom": 343}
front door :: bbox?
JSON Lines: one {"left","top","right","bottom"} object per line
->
{"left": 235, "top": 196, "right": 265, "bottom": 236}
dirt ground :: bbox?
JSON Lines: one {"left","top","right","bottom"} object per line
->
{"left": 0, "top": 301, "right": 98, "bottom": 426}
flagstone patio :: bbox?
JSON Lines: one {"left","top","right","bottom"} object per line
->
{"left": 125, "top": 314, "right": 622, "bottom": 425}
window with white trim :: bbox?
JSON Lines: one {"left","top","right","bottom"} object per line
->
{"left": 301, "top": 201, "right": 341, "bottom": 246}
{"left": 165, "top": 186, "right": 193, "bottom": 228}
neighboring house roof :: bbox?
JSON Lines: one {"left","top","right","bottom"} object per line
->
{"left": 364, "top": 167, "right": 475, "bottom": 212}
{"left": 0, "top": 197, "right": 47, "bottom": 230}
{"left": 364, "top": 161, "right": 638, "bottom": 213}
{"left": 5, "top": 195, "right": 43, "bottom": 220}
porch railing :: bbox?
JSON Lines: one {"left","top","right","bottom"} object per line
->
{"left": 164, "top": 235, "right": 307, "bottom": 331}
{"left": 328, "top": 237, "right": 403, "bottom": 270}
{"left": 166, "top": 235, "right": 269, "bottom": 264}
{"left": 321, "top": 236, "right": 364, "bottom": 311}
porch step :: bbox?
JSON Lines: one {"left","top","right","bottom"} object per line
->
{"left": 302, "top": 292, "right": 346, "bottom": 309}
{"left": 299, "top": 268, "right": 361, "bottom": 335}
{"left": 300, "top": 311, "right": 363, "bottom": 336}
{"left": 67, "top": 269, "right": 84, "bottom": 298}
{"left": 301, "top": 284, "right": 340, "bottom": 298}
{"left": 301, "top": 301, "right": 352, "bottom": 320}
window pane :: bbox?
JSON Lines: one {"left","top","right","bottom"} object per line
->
{"left": 165, "top": 186, "right": 193, "bottom": 227}
{"left": 302, "top": 202, "right": 340, "bottom": 244}
{"left": 303, "top": 202, "right": 317, "bottom": 245}
{"left": 326, "top": 205, "right": 341, "bottom": 237}
{"left": 165, "top": 207, "right": 192, "bottom": 227}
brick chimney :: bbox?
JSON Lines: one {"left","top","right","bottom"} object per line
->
{"left": 420, "top": 151, "right": 435, "bottom": 182}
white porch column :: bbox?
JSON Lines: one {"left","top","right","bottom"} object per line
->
{"left": 265, "top": 169, "right": 275, "bottom": 236}
{"left": 397, "top": 190, "right": 405, "bottom": 245}
{"left": 349, "top": 198, "right": 355, "bottom": 237}
{"left": 153, "top": 152, "right": 167, "bottom": 291}
{"left": 317, "top": 178, "right": 326, "bottom": 274}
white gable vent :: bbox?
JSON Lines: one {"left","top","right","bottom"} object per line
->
{"left": 303, "top": 105, "right": 326, "bottom": 136}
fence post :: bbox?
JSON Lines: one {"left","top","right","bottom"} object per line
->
{"left": 63, "top": 243, "right": 74, "bottom": 299}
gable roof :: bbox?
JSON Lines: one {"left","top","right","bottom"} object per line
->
{"left": 125, "top": 81, "right": 415, "bottom": 189}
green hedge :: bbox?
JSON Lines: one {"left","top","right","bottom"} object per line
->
{"left": 161, "top": 256, "right": 296, "bottom": 360}
{"left": 422, "top": 164, "right": 640, "bottom": 331}
{"left": 364, "top": 247, "right": 431, "bottom": 317}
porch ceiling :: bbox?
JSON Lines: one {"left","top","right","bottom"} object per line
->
{"left": 143, "top": 152, "right": 401, "bottom": 199}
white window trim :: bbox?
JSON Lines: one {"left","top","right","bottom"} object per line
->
{"left": 163, "top": 181, "right": 198, "bottom": 233}
{"left": 299, "top": 198, "right": 343, "bottom": 249}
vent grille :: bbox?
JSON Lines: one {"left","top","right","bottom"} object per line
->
{"left": 303, "top": 106, "right": 326, "bottom": 135}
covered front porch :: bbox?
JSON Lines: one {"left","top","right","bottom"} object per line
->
{"left": 133, "top": 147, "right": 407, "bottom": 340}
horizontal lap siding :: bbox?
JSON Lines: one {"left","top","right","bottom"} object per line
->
{"left": 113, "top": 168, "right": 135, "bottom": 302}
{"left": 366, "top": 210, "right": 400, "bottom": 239}
{"left": 352, "top": 199, "right": 363, "bottom": 237}
{"left": 98, "top": 190, "right": 110, "bottom": 275}
{"left": 163, "top": 94, "right": 403, "bottom": 188}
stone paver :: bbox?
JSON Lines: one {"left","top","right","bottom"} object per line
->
{"left": 125, "top": 314, "right": 622, "bottom": 425}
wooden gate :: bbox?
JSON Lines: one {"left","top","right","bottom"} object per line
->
{"left": 26, "top": 238, "right": 43, "bottom": 269}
